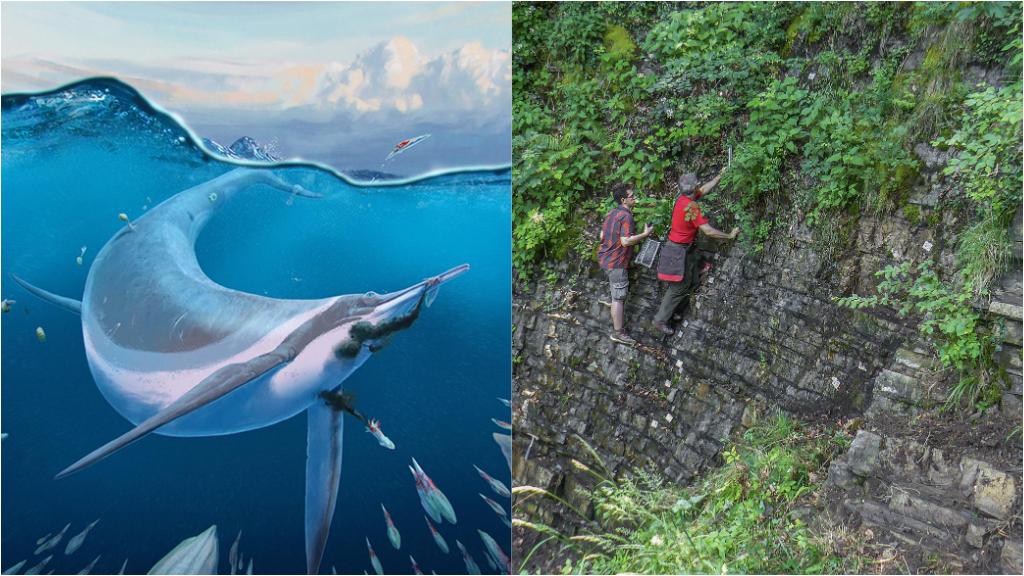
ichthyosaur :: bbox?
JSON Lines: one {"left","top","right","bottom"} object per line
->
{"left": 13, "top": 167, "right": 469, "bottom": 575}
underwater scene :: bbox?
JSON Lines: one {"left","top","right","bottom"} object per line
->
{"left": 1, "top": 79, "right": 511, "bottom": 575}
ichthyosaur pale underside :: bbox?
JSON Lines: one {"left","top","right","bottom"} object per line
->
{"left": 13, "top": 167, "right": 469, "bottom": 574}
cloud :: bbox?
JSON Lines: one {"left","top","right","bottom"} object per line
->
{"left": 5, "top": 36, "right": 509, "bottom": 124}
{"left": 311, "top": 37, "right": 509, "bottom": 120}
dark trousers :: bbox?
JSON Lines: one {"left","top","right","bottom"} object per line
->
{"left": 654, "top": 248, "right": 699, "bottom": 324}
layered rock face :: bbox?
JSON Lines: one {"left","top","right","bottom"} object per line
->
{"left": 512, "top": 148, "right": 1022, "bottom": 573}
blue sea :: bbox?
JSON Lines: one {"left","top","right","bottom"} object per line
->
{"left": 1, "top": 79, "right": 511, "bottom": 575}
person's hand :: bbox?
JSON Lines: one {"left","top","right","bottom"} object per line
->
{"left": 729, "top": 227, "right": 739, "bottom": 239}
{"left": 644, "top": 223, "right": 653, "bottom": 236}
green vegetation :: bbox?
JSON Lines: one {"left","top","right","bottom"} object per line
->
{"left": 514, "top": 2, "right": 1020, "bottom": 265}
{"left": 515, "top": 1, "right": 1022, "bottom": 405}
{"left": 515, "top": 415, "right": 867, "bottom": 574}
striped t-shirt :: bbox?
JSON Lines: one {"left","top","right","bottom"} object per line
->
{"left": 598, "top": 206, "right": 635, "bottom": 269}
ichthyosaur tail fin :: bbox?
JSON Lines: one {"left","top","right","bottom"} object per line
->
{"left": 305, "top": 397, "right": 344, "bottom": 575}
{"left": 11, "top": 274, "right": 81, "bottom": 315}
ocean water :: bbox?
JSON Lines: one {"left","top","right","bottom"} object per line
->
{"left": 1, "top": 79, "right": 511, "bottom": 575}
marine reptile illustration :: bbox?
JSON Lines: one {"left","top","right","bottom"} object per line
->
{"left": 13, "top": 167, "right": 469, "bottom": 574}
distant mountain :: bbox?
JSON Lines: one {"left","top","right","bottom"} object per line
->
{"left": 202, "top": 136, "right": 279, "bottom": 162}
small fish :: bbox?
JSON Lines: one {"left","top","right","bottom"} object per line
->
{"left": 455, "top": 540, "right": 481, "bottom": 575}
{"left": 76, "top": 246, "right": 87, "bottom": 267}
{"left": 478, "top": 529, "right": 510, "bottom": 574}
{"left": 34, "top": 524, "right": 69, "bottom": 555}
{"left": 2, "top": 299, "right": 15, "bottom": 313}
{"left": 117, "top": 559, "right": 128, "bottom": 575}
{"left": 246, "top": 558, "right": 253, "bottom": 575}
{"left": 491, "top": 418, "right": 511, "bottom": 431}
{"left": 65, "top": 518, "right": 100, "bottom": 555}
{"left": 35, "top": 326, "right": 46, "bottom": 343}
{"left": 2, "top": 560, "right": 27, "bottom": 575}
{"left": 76, "top": 554, "right": 100, "bottom": 575}
{"left": 381, "top": 504, "right": 401, "bottom": 550}
{"left": 474, "top": 465, "right": 510, "bottom": 498}
{"left": 365, "top": 537, "right": 383, "bottom": 575}
{"left": 366, "top": 419, "right": 395, "bottom": 450}
{"left": 23, "top": 555, "right": 51, "bottom": 576}
{"left": 424, "top": 516, "right": 449, "bottom": 554}
{"left": 497, "top": 398, "right": 510, "bottom": 407}
{"left": 228, "top": 530, "right": 241, "bottom": 575}
{"left": 409, "top": 555, "right": 423, "bottom": 576}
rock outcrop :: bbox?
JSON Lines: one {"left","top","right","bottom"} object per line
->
{"left": 512, "top": 145, "right": 1022, "bottom": 573}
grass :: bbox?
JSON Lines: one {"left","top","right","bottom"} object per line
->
{"left": 515, "top": 416, "right": 875, "bottom": 574}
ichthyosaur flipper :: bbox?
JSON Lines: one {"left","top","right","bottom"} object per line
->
{"left": 305, "top": 393, "right": 345, "bottom": 575}
{"left": 55, "top": 348, "right": 292, "bottom": 479}
{"left": 11, "top": 274, "right": 81, "bottom": 315}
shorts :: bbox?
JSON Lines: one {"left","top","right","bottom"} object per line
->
{"left": 605, "top": 267, "right": 629, "bottom": 301}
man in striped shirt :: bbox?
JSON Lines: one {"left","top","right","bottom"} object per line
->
{"left": 598, "top": 183, "right": 653, "bottom": 345}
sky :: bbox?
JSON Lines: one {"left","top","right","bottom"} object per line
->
{"left": 1, "top": 2, "right": 512, "bottom": 175}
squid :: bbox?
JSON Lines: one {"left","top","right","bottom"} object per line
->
{"left": 381, "top": 504, "right": 401, "bottom": 550}
{"left": 409, "top": 458, "right": 457, "bottom": 525}
{"left": 65, "top": 518, "right": 101, "bottom": 555}
{"left": 366, "top": 419, "right": 395, "bottom": 450}
{"left": 490, "top": 418, "right": 511, "bottom": 431}
{"left": 424, "top": 516, "right": 449, "bottom": 554}
{"left": 409, "top": 555, "right": 423, "bottom": 576}
{"left": 478, "top": 530, "right": 510, "bottom": 575}
{"left": 365, "top": 537, "right": 383, "bottom": 575}
{"left": 479, "top": 493, "right": 511, "bottom": 528}
{"left": 34, "top": 524, "right": 69, "bottom": 555}
{"left": 76, "top": 555, "right": 101, "bottom": 575}
{"left": 473, "top": 465, "right": 510, "bottom": 499}
{"left": 455, "top": 540, "right": 481, "bottom": 575}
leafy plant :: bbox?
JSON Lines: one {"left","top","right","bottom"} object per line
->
{"left": 516, "top": 416, "right": 862, "bottom": 574}
{"left": 836, "top": 262, "right": 1003, "bottom": 409}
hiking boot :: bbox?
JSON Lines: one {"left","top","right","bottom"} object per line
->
{"left": 609, "top": 330, "right": 636, "bottom": 345}
{"left": 652, "top": 320, "right": 674, "bottom": 335}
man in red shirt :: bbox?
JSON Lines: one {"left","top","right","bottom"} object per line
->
{"left": 598, "top": 183, "right": 652, "bottom": 345}
{"left": 652, "top": 171, "right": 738, "bottom": 334}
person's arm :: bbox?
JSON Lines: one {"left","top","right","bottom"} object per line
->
{"left": 621, "top": 223, "right": 653, "bottom": 247}
{"left": 698, "top": 168, "right": 726, "bottom": 197}
{"left": 698, "top": 223, "right": 738, "bottom": 240}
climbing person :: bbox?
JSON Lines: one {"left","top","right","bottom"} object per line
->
{"left": 651, "top": 170, "right": 738, "bottom": 335}
{"left": 598, "top": 183, "right": 653, "bottom": 345}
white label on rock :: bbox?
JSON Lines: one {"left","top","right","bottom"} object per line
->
{"left": 665, "top": 414, "right": 673, "bottom": 423}
{"left": 651, "top": 420, "right": 659, "bottom": 429}
{"left": 923, "top": 240, "right": 933, "bottom": 252}
{"left": 831, "top": 376, "right": 841, "bottom": 390}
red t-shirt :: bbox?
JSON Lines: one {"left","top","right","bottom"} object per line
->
{"left": 668, "top": 193, "right": 709, "bottom": 244}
